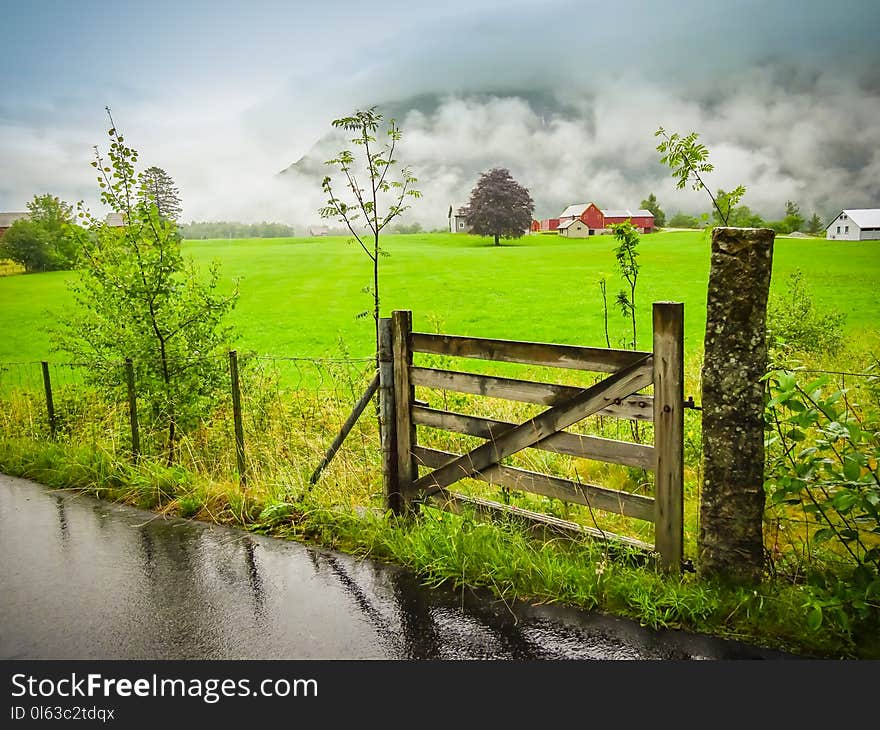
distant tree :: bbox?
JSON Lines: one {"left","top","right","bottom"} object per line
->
{"left": 319, "top": 107, "right": 421, "bottom": 365}
{"left": 0, "top": 194, "right": 81, "bottom": 272}
{"left": 806, "top": 213, "right": 823, "bottom": 235}
{"left": 54, "top": 108, "right": 237, "bottom": 465}
{"left": 782, "top": 201, "right": 804, "bottom": 233}
{"left": 0, "top": 220, "right": 52, "bottom": 272}
{"left": 766, "top": 202, "right": 807, "bottom": 235}
{"left": 464, "top": 168, "right": 534, "bottom": 246}
{"left": 640, "top": 193, "right": 666, "bottom": 228}
{"left": 178, "top": 220, "right": 296, "bottom": 239}
{"left": 667, "top": 212, "right": 701, "bottom": 228}
{"left": 140, "top": 166, "right": 182, "bottom": 222}
{"left": 390, "top": 221, "right": 423, "bottom": 234}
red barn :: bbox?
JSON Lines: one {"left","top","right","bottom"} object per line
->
{"left": 538, "top": 218, "right": 560, "bottom": 231}
{"left": 602, "top": 208, "right": 655, "bottom": 232}
{"left": 557, "top": 202, "right": 654, "bottom": 234}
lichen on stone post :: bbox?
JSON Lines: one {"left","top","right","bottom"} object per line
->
{"left": 699, "top": 226, "right": 774, "bottom": 585}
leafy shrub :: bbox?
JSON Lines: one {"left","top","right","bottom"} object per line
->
{"left": 764, "top": 369, "right": 880, "bottom": 577}
{"left": 766, "top": 270, "right": 846, "bottom": 355}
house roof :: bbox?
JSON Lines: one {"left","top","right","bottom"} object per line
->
{"left": 558, "top": 219, "right": 586, "bottom": 230}
{"left": 830, "top": 209, "right": 880, "bottom": 229}
{"left": 0, "top": 212, "right": 29, "bottom": 227}
{"left": 559, "top": 203, "right": 590, "bottom": 218}
{"left": 602, "top": 209, "right": 654, "bottom": 219}
{"left": 559, "top": 204, "right": 655, "bottom": 220}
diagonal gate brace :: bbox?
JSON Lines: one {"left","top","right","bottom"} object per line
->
{"left": 414, "top": 354, "right": 654, "bottom": 498}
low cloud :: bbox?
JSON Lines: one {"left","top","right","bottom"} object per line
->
{"left": 281, "top": 67, "right": 880, "bottom": 232}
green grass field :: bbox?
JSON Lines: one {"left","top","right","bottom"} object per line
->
{"left": 1, "top": 230, "right": 878, "bottom": 363}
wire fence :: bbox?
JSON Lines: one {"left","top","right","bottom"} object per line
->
{"left": 0, "top": 354, "right": 382, "bottom": 507}
{"left": 1, "top": 356, "right": 877, "bottom": 572}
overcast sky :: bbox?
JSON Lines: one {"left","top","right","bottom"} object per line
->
{"left": 3, "top": 0, "right": 879, "bottom": 227}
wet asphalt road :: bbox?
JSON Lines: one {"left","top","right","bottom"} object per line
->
{"left": 0, "top": 474, "right": 795, "bottom": 660}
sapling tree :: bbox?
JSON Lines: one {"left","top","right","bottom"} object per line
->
{"left": 319, "top": 107, "right": 421, "bottom": 365}
{"left": 655, "top": 127, "right": 745, "bottom": 226}
{"left": 53, "top": 108, "right": 238, "bottom": 464}
{"left": 611, "top": 220, "right": 640, "bottom": 350}
{"left": 597, "top": 275, "right": 611, "bottom": 348}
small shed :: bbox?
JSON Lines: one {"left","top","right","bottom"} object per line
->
{"left": 826, "top": 209, "right": 880, "bottom": 241}
{"left": 558, "top": 219, "right": 591, "bottom": 238}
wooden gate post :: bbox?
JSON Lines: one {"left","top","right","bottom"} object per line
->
{"left": 652, "top": 302, "right": 684, "bottom": 573}
{"left": 391, "top": 310, "right": 418, "bottom": 513}
{"left": 378, "top": 318, "right": 400, "bottom": 512}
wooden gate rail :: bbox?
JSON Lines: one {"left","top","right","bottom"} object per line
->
{"left": 410, "top": 406, "right": 655, "bottom": 468}
{"left": 412, "top": 445, "right": 655, "bottom": 520}
{"left": 425, "top": 491, "right": 655, "bottom": 553}
{"left": 410, "top": 368, "right": 654, "bottom": 420}
{"left": 410, "top": 333, "right": 651, "bottom": 372}
{"left": 381, "top": 303, "right": 684, "bottom": 572}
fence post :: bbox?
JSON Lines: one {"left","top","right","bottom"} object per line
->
{"left": 125, "top": 358, "right": 140, "bottom": 461}
{"left": 652, "top": 302, "right": 684, "bottom": 573}
{"left": 378, "top": 318, "right": 400, "bottom": 512}
{"left": 41, "top": 361, "right": 56, "bottom": 439}
{"left": 700, "top": 227, "right": 774, "bottom": 585}
{"left": 229, "top": 350, "right": 247, "bottom": 488}
{"left": 392, "top": 310, "right": 417, "bottom": 513}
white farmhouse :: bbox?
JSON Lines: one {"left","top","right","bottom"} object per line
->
{"left": 826, "top": 209, "right": 880, "bottom": 241}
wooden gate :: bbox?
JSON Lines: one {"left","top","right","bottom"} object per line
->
{"left": 378, "top": 302, "right": 684, "bottom": 572}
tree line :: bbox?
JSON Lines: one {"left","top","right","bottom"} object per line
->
{"left": 640, "top": 192, "right": 826, "bottom": 234}
{"left": 179, "top": 220, "right": 296, "bottom": 239}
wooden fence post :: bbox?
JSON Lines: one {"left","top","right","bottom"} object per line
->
{"left": 652, "top": 302, "right": 684, "bottom": 573}
{"left": 125, "top": 358, "right": 140, "bottom": 461}
{"left": 41, "top": 361, "right": 56, "bottom": 439}
{"left": 392, "top": 310, "right": 417, "bottom": 513}
{"left": 229, "top": 350, "right": 247, "bottom": 488}
{"left": 378, "top": 318, "right": 400, "bottom": 512}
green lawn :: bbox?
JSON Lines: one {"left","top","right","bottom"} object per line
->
{"left": 1, "top": 230, "right": 878, "bottom": 363}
